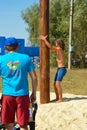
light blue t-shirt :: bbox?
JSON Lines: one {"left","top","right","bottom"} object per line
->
{"left": 0, "top": 52, "right": 35, "bottom": 96}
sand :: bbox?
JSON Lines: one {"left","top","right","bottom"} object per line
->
{"left": 35, "top": 92, "right": 87, "bottom": 130}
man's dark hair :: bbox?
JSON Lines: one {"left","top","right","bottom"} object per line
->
{"left": 4, "top": 45, "right": 18, "bottom": 52}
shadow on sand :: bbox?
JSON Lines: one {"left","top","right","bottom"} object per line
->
{"left": 50, "top": 96, "right": 87, "bottom": 103}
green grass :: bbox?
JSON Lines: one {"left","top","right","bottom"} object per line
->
{"left": 0, "top": 68, "right": 87, "bottom": 95}
{"left": 35, "top": 68, "right": 87, "bottom": 95}
{"left": 61, "top": 68, "right": 87, "bottom": 95}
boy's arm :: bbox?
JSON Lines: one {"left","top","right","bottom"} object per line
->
{"left": 40, "top": 35, "right": 56, "bottom": 51}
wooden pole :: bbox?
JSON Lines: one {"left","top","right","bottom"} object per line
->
{"left": 40, "top": 0, "right": 50, "bottom": 104}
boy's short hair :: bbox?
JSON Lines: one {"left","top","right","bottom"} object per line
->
{"left": 5, "top": 37, "right": 18, "bottom": 46}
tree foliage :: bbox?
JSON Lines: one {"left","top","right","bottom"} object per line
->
{"left": 21, "top": 0, "right": 87, "bottom": 67}
{"left": 21, "top": 3, "right": 39, "bottom": 45}
{"left": 74, "top": 0, "right": 87, "bottom": 55}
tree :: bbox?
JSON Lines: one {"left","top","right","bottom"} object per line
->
{"left": 74, "top": 0, "right": 87, "bottom": 56}
{"left": 21, "top": 4, "right": 40, "bottom": 46}
{"left": 49, "top": 0, "right": 70, "bottom": 66}
{"left": 21, "top": 0, "right": 87, "bottom": 67}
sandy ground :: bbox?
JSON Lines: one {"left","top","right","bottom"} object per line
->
{"left": 35, "top": 92, "right": 87, "bottom": 130}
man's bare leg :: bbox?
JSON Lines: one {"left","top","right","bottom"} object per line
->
{"left": 20, "top": 125, "right": 28, "bottom": 130}
{"left": 5, "top": 123, "right": 14, "bottom": 130}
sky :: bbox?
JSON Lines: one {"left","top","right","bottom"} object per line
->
{"left": 0, "top": 0, "right": 39, "bottom": 45}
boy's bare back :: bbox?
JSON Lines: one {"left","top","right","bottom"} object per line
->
{"left": 56, "top": 48, "right": 65, "bottom": 68}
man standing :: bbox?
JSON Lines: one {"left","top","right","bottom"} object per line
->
{"left": 0, "top": 37, "right": 37, "bottom": 130}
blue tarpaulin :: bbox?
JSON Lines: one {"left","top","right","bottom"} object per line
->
{"left": 0, "top": 36, "right": 5, "bottom": 55}
{"left": 24, "top": 46, "right": 39, "bottom": 57}
{"left": 0, "top": 36, "right": 40, "bottom": 57}
{"left": 17, "top": 39, "right": 25, "bottom": 53}
{"left": 0, "top": 37, "right": 25, "bottom": 55}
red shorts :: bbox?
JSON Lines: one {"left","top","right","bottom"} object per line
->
{"left": 1, "top": 95, "right": 30, "bottom": 126}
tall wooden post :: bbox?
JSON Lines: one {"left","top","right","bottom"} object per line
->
{"left": 40, "top": 0, "right": 50, "bottom": 104}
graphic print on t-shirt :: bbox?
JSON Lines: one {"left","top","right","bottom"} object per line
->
{"left": 7, "top": 61, "right": 20, "bottom": 70}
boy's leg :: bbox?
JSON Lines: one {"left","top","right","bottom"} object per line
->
{"left": 54, "top": 68, "right": 67, "bottom": 102}
{"left": 55, "top": 81, "right": 63, "bottom": 102}
{"left": 54, "top": 82, "right": 59, "bottom": 100}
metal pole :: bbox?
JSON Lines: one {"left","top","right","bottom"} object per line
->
{"left": 68, "top": 0, "right": 74, "bottom": 69}
{"left": 40, "top": 0, "right": 50, "bottom": 104}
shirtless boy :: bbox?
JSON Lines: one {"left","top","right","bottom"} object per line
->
{"left": 40, "top": 35, "right": 67, "bottom": 102}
